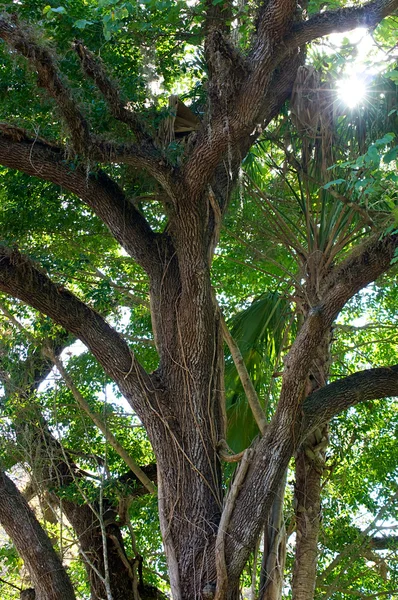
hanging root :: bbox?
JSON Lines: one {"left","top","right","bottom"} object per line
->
{"left": 217, "top": 439, "right": 245, "bottom": 463}
{"left": 213, "top": 448, "right": 253, "bottom": 600}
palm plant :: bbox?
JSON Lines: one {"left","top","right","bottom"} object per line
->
{"left": 221, "top": 61, "right": 398, "bottom": 599}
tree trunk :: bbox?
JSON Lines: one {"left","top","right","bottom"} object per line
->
{"left": 0, "top": 469, "right": 76, "bottom": 600}
{"left": 292, "top": 320, "right": 331, "bottom": 600}
{"left": 292, "top": 425, "right": 328, "bottom": 600}
{"left": 146, "top": 249, "right": 226, "bottom": 599}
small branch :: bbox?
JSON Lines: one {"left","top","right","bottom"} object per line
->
{"left": 0, "top": 576, "right": 22, "bottom": 592}
{"left": 73, "top": 41, "right": 150, "bottom": 144}
{"left": 99, "top": 483, "right": 114, "bottom": 600}
{"left": 326, "top": 188, "right": 374, "bottom": 228}
{"left": 217, "top": 439, "right": 245, "bottom": 463}
{"left": 93, "top": 269, "right": 150, "bottom": 309}
{"left": 220, "top": 311, "right": 267, "bottom": 435}
{"left": 46, "top": 348, "right": 155, "bottom": 494}
{"left": 317, "top": 490, "right": 398, "bottom": 597}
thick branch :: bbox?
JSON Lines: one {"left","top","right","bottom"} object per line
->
{"left": 303, "top": 364, "right": 398, "bottom": 434}
{"left": 289, "top": 0, "right": 398, "bottom": 48}
{"left": 254, "top": 0, "right": 296, "bottom": 46}
{"left": 221, "top": 233, "right": 398, "bottom": 586}
{"left": 0, "top": 469, "right": 76, "bottom": 600}
{"left": 0, "top": 246, "right": 155, "bottom": 421}
{"left": 283, "top": 232, "right": 398, "bottom": 389}
{"left": 0, "top": 127, "right": 164, "bottom": 273}
{"left": 183, "top": 0, "right": 396, "bottom": 203}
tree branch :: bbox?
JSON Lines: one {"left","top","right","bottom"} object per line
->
{"left": 282, "top": 232, "right": 398, "bottom": 389}
{"left": 0, "top": 126, "right": 165, "bottom": 274}
{"left": 289, "top": 0, "right": 398, "bottom": 49}
{"left": 302, "top": 364, "right": 398, "bottom": 434}
{"left": 0, "top": 17, "right": 175, "bottom": 195}
{"left": 221, "top": 232, "right": 398, "bottom": 585}
{"left": 220, "top": 312, "right": 267, "bottom": 434}
{"left": 0, "top": 469, "right": 76, "bottom": 600}
{"left": 183, "top": 0, "right": 397, "bottom": 204}
{"left": 73, "top": 41, "right": 151, "bottom": 144}
{"left": 0, "top": 246, "right": 155, "bottom": 422}
{"left": 0, "top": 15, "right": 90, "bottom": 156}
{"left": 370, "top": 535, "right": 398, "bottom": 550}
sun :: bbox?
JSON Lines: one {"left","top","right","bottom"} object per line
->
{"left": 337, "top": 76, "right": 367, "bottom": 108}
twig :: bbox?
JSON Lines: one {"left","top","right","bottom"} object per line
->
{"left": 0, "top": 576, "right": 22, "bottom": 592}
{"left": 99, "top": 483, "right": 113, "bottom": 600}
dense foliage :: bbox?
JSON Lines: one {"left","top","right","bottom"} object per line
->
{"left": 0, "top": 0, "right": 397, "bottom": 599}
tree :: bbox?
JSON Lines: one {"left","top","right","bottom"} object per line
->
{"left": 0, "top": 0, "right": 398, "bottom": 599}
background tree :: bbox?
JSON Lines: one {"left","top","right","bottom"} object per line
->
{"left": 0, "top": 0, "right": 398, "bottom": 599}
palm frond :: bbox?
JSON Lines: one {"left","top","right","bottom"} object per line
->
{"left": 225, "top": 291, "right": 294, "bottom": 451}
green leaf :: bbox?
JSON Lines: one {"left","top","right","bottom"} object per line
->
{"left": 383, "top": 146, "right": 398, "bottom": 163}
{"left": 374, "top": 133, "right": 395, "bottom": 147}
{"left": 385, "top": 69, "right": 398, "bottom": 83}
{"left": 74, "top": 19, "right": 93, "bottom": 29}
{"left": 323, "top": 179, "right": 346, "bottom": 189}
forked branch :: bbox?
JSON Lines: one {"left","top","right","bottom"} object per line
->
{"left": 0, "top": 16, "right": 175, "bottom": 194}
{"left": 0, "top": 15, "right": 90, "bottom": 155}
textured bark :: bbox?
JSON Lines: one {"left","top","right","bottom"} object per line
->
{"left": 17, "top": 419, "right": 158, "bottom": 600}
{"left": 258, "top": 474, "right": 287, "bottom": 600}
{"left": 146, "top": 230, "right": 226, "bottom": 599}
{"left": 292, "top": 425, "right": 328, "bottom": 600}
{"left": 1, "top": 3, "right": 398, "bottom": 597}
{"left": 292, "top": 292, "right": 332, "bottom": 600}
{"left": 0, "top": 469, "right": 76, "bottom": 600}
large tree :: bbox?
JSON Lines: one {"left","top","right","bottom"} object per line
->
{"left": 0, "top": 0, "right": 398, "bottom": 599}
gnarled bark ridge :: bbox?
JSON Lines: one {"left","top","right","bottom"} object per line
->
{"left": 0, "top": 1, "right": 398, "bottom": 597}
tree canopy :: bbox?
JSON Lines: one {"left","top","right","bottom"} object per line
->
{"left": 0, "top": 0, "right": 398, "bottom": 599}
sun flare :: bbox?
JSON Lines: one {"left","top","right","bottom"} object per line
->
{"left": 337, "top": 77, "right": 367, "bottom": 108}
